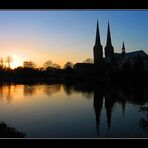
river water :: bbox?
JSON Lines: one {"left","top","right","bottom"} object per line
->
{"left": 0, "top": 82, "right": 148, "bottom": 138}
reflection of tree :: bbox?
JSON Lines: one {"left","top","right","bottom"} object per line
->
{"left": 23, "top": 85, "right": 36, "bottom": 96}
{"left": 6, "top": 83, "right": 13, "bottom": 103}
{"left": 44, "top": 84, "right": 61, "bottom": 96}
{"left": 82, "top": 92, "right": 93, "bottom": 99}
{"left": 0, "top": 84, "right": 3, "bottom": 102}
{"left": 0, "top": 83, "right": 14, "bottom": 103}
{"left": 0, "top": 83, "right": 13, "bottom": 103}
{"left": 63, "top": 82, "right": 94, "bottom": 97}
{"left": 63, "top": 84, "right": 73, "bottom": 96}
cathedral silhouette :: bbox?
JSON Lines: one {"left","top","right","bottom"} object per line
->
{"left": 93, "top": 20, "right": 114, "bottom": 65}
{"left": 74, "top": 20, "right": 147, "bottom": 77}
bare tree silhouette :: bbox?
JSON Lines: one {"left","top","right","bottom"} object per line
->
{"left": 64, "top": 62, "right": 74, "bottom": 69}
{"left": 83, "top": 58, "right": 94, "bottom": 63}
{"left": 23, "top": 61, "right": 36, "bottom": 69}
{"left": 6, "top": 56, "right": 13, "bottom": 69}
{"left": 43, "top": 60, "right": 53, "bottom": 69}
{"left": 0, "top": 57, "right": 4, "bottom": 69}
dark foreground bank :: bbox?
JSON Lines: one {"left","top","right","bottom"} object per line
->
{"left": 0, "top": 122, "right": 25, "bottom": 138}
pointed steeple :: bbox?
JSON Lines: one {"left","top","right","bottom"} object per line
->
{"left": 95, "top": 20, "right": 101, "bottom": 45}
{"left": 93, "top": 20, "right": 103, "bottom": 65}
{"left": 106, "top": 21, "right": 112, "bottom": 46}
{"left": 104, "top": 21, "right": 114, "bottom": 58}
{"left": 122, "top": 41, "right": 125, "bottom": 54}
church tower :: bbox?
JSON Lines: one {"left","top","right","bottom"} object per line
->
{"left": 93, "top": 20, "right": 103, "bottom": 65}
{"left": 122, "top": 42, "right": 126, "bottom": 54}
{"left": 104, "top": 22, "right": 114, "bottom": 58}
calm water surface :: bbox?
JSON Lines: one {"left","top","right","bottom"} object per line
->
{"left": 0, "top": 82, "right": 148, "bottom": 138}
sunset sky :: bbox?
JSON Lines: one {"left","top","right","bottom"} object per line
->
{"left": 0, "top": 10, "right": 148, "bottom": 68}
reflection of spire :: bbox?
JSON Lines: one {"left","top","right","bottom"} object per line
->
{"left": 93, "top": 88, "right": 104, "bottom": 136}
{"left": 106, "top": 105, "right": 112, "bottom": 131}
{"left": 105, "top": 92, "right": 114, "bottom": 133}
{"left": 121, "top": 101, "right": 126, "bottom": 117}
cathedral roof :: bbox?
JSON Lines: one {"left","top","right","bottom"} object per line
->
{"left": 125, "top": 50, "right": 147, "bottom": 58}
{"left": 113, "top": 50, "right": 147, "bottom": 70}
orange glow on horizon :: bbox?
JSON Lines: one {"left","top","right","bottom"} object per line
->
{"left": 11, "top": 55, "right": 23, "bottom": 69}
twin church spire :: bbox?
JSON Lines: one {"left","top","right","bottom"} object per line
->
{"left": 95, "top": 20, "right": 112, "bottom": 47}
{"left": 94, "top": 20, "right": 119, "bottom": 65}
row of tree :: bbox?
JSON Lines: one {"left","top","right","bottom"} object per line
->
{"left": 0, "top": 56, "right": 93, "bottom": 70}
{"left": 0, "top": 57, "right": 94, "bottom": 81}
{"left": 0, "top": 56, "right": 13, "bottom": 68}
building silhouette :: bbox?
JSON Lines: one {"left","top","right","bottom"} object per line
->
{"left": 74, "top": 20, "right": 148, "bottom": 77}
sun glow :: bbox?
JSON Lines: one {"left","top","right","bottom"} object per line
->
{"left": 11, "top": 55, "right": 23, "bottom": 69}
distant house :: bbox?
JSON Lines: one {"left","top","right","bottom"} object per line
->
{"left": 74, "top": 63, "right": 94, "bottom": 74}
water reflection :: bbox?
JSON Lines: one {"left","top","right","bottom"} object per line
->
{"left": 63, "top": 82, "right": 94, "bottom": 98}
{"left": 24, "top": 85, "right": 36, "bottom": 96}
{"left": 44, "top": 84, "right": 61, "bottom": 96}
{"left": 93, "top": 86, "right": 104, "bottom": 135}
{"left": 0, "top": 83, "right": 14, "bottom": 103}
{"left": 139, "top": 106, "right": 148, "bottom": 133}
{"left": 63, "top": 82, "right": 148, "bottom": 136}
{"left": 23, "top": 84, "right": 61, "bottom": 97}
{"left": 0, "top": 82, "right": 148, "bottom": 137}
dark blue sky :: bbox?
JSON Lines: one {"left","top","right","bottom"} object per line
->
{"left": 0, "top": 10, "right": 147, "bottom": 67}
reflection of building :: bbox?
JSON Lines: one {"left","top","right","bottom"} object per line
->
{"left": 92, "top": 84, "right": 148, "bottom": 136}
{"left": 93, "top": 88, "right": 104, "bottom": 135}
{"left": 93, "top": 86, "right": 115, "bottom": 135}
{"left": 62, "top": 81, "right": 148, "bottom": 136}
{"left": 104, "top": 91, "right": 115, "bottom": 131}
